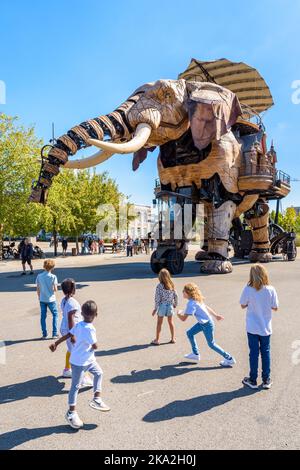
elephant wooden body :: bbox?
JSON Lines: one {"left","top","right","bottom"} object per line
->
{"left": 30, "top": 59, "right": 291, "bottom": 273}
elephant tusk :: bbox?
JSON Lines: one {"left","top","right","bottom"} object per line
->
{"left": 64, "top": 149, "right": 114, "bottom": 169}
{"left": 87, "top": 123, "right": 152, "bottom": 154}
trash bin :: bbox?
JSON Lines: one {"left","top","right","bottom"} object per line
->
{"left": 72, "top": 248, "right": 77, "bottom": 256}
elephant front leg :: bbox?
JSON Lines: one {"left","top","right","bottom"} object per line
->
{"left": 245, "top": 201, "right": 272, "bottom": 263}
{"left": 201, "top": 201, "right": 237, "bottom": 274}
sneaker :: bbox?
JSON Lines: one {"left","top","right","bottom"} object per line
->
{"left": 220, "top": 357, "right": 236, "bottom": 367}
{"left": 65, "top": 411, "right": 83, "bottom": 429}
{"left": 52, "top": 335, "right": 59, "bottom": 339}
{"left": 21, "top": 272, "right": 26, "bottom": 276}
{"left": 89, "top": 399, "right": 111, "bottom": 412}
{"left": 184, "top": 353, "right": 200, "bottom": 362}
{"left": 41, "top": 335, "right": 49, "bottom": 340}
{"left": 262, "top": 378, "right": 273, "bottom": 389}
{"left": 242, "top": 377, "right": 258, "bottom": 389}
{"left": 29, "top": 271, "right": 34, "bottom": 275}
{"left": 80, "top": 375, "right": 93, "bottom": 388}
{"left": 62, "top": 368, "right": 72, "bottom": 378}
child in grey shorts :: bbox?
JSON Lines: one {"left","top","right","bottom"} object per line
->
{"left": 50, "top": 300, "right": 110, "bottom": 429}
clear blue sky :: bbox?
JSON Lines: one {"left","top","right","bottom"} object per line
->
{"left": 1, "top": 0, "right": 300, "bottom": 209}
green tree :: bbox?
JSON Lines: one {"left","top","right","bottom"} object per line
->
{"left": 281, "top": 207, "right": 297, "bottom": 231}
{"left": 295, "top": 214, "right": 300, "bottom": 233}
{"left": 0, "top": 114, "right": 45, "bottom": 257}
{"left": 42, "top": 170, "right": 78, "bottom": 255}
{"left": 43, "top": 169, "right": 126, "bottom": 254}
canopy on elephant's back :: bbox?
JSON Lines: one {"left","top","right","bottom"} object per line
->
{"left": 179, "top": 58, "right": 274, "bottom": 114}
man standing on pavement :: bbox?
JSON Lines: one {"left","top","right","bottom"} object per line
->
{"left": 62, "top": 238, "right": 68, "bottom": 257}
{"left": 21, "top": 237, "right": 34, "bottom": 275}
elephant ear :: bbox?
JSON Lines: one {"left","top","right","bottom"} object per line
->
{"left": 132, "top": 146, "right": 156, "bottom": 171}
{"left": 186, "top": 82, "right": 242, "bottom": 150}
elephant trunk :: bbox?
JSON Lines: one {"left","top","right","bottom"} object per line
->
{"left": 48, "top": 97, "right": 139, "bottom": 165}
{"left": 29, "top": 93, "right": 142, "bottom": 203}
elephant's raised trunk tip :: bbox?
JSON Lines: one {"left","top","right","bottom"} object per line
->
{"left": 28, "top": 91, "right": 146, "bottom": 203}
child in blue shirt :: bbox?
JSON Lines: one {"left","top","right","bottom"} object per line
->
{"left": 36, "top": 259, "right": 58, "bottom": 339}
{"left": 178, "top": 283, "right": 236, "bottom": 367}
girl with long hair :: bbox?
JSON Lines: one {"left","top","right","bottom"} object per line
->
{"left": 240, "top": 264, "right": 279, "bottom": 389}
{"left": 178, "top": 283, "right": 235, "bottom": 367}
{"left": 151, "top": 269, "right": 178, "bottom": 345}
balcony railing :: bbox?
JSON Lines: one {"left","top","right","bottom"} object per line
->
{"left": 276, "top": 170, "right": 290, "bottom": 185}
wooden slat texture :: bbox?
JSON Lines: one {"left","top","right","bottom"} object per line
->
{"left": 179, "top": 58, "right": 274, "bottom": 113}
{"left": 158, "top": 131, "right": 241, "bottom": 193}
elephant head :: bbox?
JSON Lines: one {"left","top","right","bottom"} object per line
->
{"left": 29, "top": 78, "right": 242, "bottom": 203}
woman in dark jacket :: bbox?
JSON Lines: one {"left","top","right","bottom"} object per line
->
{"left": 21, "top": 238, "right": 34, "bottom": 275}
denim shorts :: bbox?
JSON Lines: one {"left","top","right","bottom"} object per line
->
{"left": 157, "top": 303, "right": 174, "bottom": 317}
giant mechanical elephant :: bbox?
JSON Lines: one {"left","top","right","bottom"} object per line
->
{"left": 30, "top": 68, "right": 288, "bottom": 274}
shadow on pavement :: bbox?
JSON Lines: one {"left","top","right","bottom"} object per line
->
{"left": 143, "top": 386, "right": 259, "bottom": 422}
{"left": 0, "top": 260, "right": 208, "bottom": 293}
{"left": 0, "top": 423, "right": 97, "bottom": 450}
{"left": 1, "top": 255, "right": 285, "bottom": 294}
{"left": 5, "top": 338, "right": 43, "bottom": 347}
{"left": 96, "top": 343, "right": 152, "bottom": 357}
{"left": 111, "top": 362, "right": 222, "bottom": 384}
{"left": 0, "top": 376, "right": 68, "bottom": 404}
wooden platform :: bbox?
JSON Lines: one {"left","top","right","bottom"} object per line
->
{"left": 238, "top": 175, "right": 274, "bottom": 192}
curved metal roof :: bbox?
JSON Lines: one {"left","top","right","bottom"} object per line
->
{"left": 179, "top": 58, "right": 274, "bottom": 114}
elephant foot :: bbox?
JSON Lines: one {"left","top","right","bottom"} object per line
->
{"left": 201, "top": 259, "right": 233, "bottom": 274}
{"left": 249, "top": 251, "right": 272, "bottom": 263}
{"left": 195, "top": 250, "right": 210, "bottom": 261}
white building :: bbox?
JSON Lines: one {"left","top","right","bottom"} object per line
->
{"left": 127, "top": 204, "right": 153, "bottom": 239}
{"left": 96, "top": 203, "right": 155, "bottom": 240}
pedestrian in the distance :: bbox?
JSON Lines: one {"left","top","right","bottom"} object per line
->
{"left": 36, "top": 259, "right": 59, "bottom": 339}
{"left": 126, "top": 237, "right": 133, "bottom": 257}
{"left": 49, "top": 300, "right": 110, "bottom": 430}
{"left": 62, "top": 238, "right": 68, "bottom": 257}
{"left": 98, "top": 239, "right": 104, "bottom": 254}
{"left": 21, "top": 237, "right": 34, "bottom": 275}
{"left": 178, "top": 283, "right": 236, "bottom": 367}
{"left": 84, "top": 238, "right": 89, "bottom": 254}
{"left": 151, "top": 269, "right": 178, "bottom": 345}
{"left": 144, "top": 239, "right": 149, "bottom": 255}
{"left": 240, "top": 264, "right": 279, "bottom": 390}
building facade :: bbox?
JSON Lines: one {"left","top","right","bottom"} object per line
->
{"left": 96, "top": 204, "right": 155, "bottom": 240}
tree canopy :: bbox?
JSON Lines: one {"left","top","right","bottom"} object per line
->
{"left": 0, "top": 113, "right": 131, "bottom": 255}
{"left": 270, "top": 207, "right": 300, "bottom": 232}
{"left": 0, "top": 114, "right": 44, "bottom": 238}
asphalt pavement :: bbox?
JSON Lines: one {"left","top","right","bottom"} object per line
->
{"left": 0, "top": 249, "right": 299, "bottom": 450}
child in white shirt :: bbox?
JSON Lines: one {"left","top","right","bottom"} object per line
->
{"left": 50, "top": 300, "right": 110, "bottom": 429}
{"left": 240, "top": 264, "right": 279, "bottom": 390}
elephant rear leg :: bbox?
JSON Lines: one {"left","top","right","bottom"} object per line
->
{"left": 201, "top": 201, "right": 237, "bottom": 274}
{"left": 245, "top": 200, "right": 272, "bottom": 263}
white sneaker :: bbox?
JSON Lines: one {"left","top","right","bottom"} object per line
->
{"left": 80, "top": 375, "right": 93, "bottom": 388}
{"left": 89, "top": 399, "right": 111, "bottom": 412}
{"left": 184, "top": 353, "right": 200, "bottom": 362}
{"left": 62, "top": 368, "right": 72, "bottom": 378}
{"left": 65, "top": 411, "right": 83, "bottom": 429}
{"left": 220, "top": 357, "right": 236, "bottom": 367}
